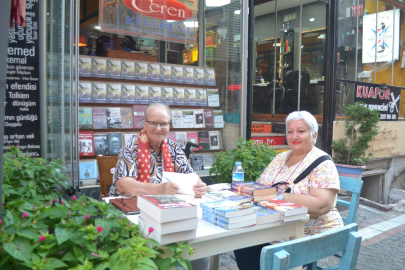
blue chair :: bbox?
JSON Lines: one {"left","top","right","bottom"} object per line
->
{"left": 336, "top": 176, "right": 363, "bottom": 225}
{"left": 260, "top": 223, "right": 362, "bottom": 270}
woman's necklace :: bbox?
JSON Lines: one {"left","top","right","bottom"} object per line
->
{"left": 272, "top": 151, "right": 310, "bottom": 184}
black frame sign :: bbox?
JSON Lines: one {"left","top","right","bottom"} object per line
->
{"left": 354, "top": 82, "right": 401, "bottom": 121}
{"left": 5, "top": 1, "right": 41, "bottom": 156}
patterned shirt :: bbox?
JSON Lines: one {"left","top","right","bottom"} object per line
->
{"left": 256, "top": 146, "right": 344, "bottom": 236}
{"left": 109, "top": 135, "right": 194, "bottom": 197}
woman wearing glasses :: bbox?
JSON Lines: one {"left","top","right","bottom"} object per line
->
{"left": 109, "top": 103, "right": 208, "bottom": 198}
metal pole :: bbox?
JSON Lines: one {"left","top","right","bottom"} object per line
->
{"left": 246, "top": 0, "right": 254, "bottom": 140}
{"left": 240, "top": 0, "right": 249, "bottom": 138}
{"left": 391, "top": 5, "right": 395, "bottom": 85}
{"left": 0, "top": 0, "right": 12, "bottom": 218}
{"left": 297, "top": 0, "right": 303, "bottom": 110}
{"left": 354, "top": 0, "right": 359, "bottom": 81}
{"left": 75, "top": 0, "right": 81, "bottom": 191}
{"left": 272, "top": 0, "right": 278, "bottom": 115}
{"left": 374, "top": 0, "right": 378, "bottom": 83}
{"left": 198, "top": 0, "right": 205, "bottom": 67}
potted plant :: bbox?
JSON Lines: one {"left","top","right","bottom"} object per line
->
{"left": 209, "top": 137, "right": 277, "bottom": 183}
{"left": 0, "top": 146, "right": 195, "bottom": 270}
{"left": 331, "top": 102, "right": 380, "bottom": 179}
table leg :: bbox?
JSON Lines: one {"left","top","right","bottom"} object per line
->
{"left": 290, "top": 221, "right": 305, "bottom": 270}
{"left": 209, "top": 255, "right": 219, "bottom": 270}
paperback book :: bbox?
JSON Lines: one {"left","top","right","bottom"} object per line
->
{"left": 203, "top": 190, "right": 251, "bottom": 204}
{"left": 161, "top": 87, "right": 174, "bottom": 105}
{"left": 175, "top": 132, "right": 187, "bottom": 149}
{"left": 173, "top": 88, "right": 185, "bottom": 106}
{"left": 197, "top": 131, "right": 210, "bottom": 150}
{"left": 171, "top": 110, "right": 183, "bottom": 128}
{"left": 160, "top": 64, "right": 172, "bottom": 82}
{"left": 78, "top": 82, "right": 92, "bottom": 103}
{"left": 200, "top": 200, "right": 240, "bottom": 212}
{"left": 148, "top": 63, "right": 161, "bottom": 82}
{"left": 79, "top": 108, "right": 92, "bottom": 129}
{"left": 185, "top": 88, "right": 197, "bottom": 106}
{"left": 194, "top": 109, "right": 205, "bottom": 128}
{"left": 133, "top": 105, "right": 147, "bottom": 128}
{"left": 92, "top": 58, "right": 107, "bottom": 78}
{"left": 167, "top": 133, "right": 176, "bottom": 143}
{"left": 140, "top": 212, "right": 198, "bottom": 235}
{"left": 107, "top": 83, "right": 122, "bottom": 104}
{"left": 213, "top": 110, "right": 224, "bottom": 128}
{"left": 107, "top": 132, "right": 122, "bottom": 155}
{"left": 94, "top": 135, "right": 109, "bottom": 155}
{"left": 92, "top": 108, "right": 107, "bottom": 129}
{"left": 214, "top": 203, "right": 255, "bottom": 218}
{"left": 92, "top": 83, "right": 107, "bottom": 103}
{"left": 203, "top": 154, "right": 214, "bottom": 168}
{"left": 171, "top": 65, "right": 183, "bottom": 83}
{"left": 122, "top": 60, "right": 135, "bottom": 80}
{"left": 204, "top": 68, "right": 216, "bottom": 86}
{"left": 79, "top": 160, "right": 97, "bottom": 179}
{"left": 196, "top": 89, "right": 208, "bottom": 106}
{"left": 107, "top": 59, "right": 122, "bottom": 79}
{"left": 203, "top": 109, "right": 214, "bottom": 128}
{"left": 216, "top": 212, "right": 257, "bottom": 224}
{"left": 207, "top": 89, "right": 220, "bottom": 107}
{"left": 78, "top": 56, "right": 92, "bottom": 77}
{"left": 231, "top": 182, "right": 276, "bottom": 196}
{"left": 120, "top": 108, "right": 133, "bottom": 129}
{"left": 187, "top": 132, "right": 199, "bottom": 147}
{"left": 107, "top": 108, "right": 121, "bottom": 129}
{"left": 257, "top": 199, "right": 308, "bottom": 219}
{"left": 79, "top": 131, "right": 94, "bottom": 156}
{"left": 122, "top": 84, "right": 136, "bottom": 104}
{"left": 194, "top": 67, "right": 204, "bottom": 85}
{"left": 182, "top": 110, "right": 194, "bottom": 128}
{"left": 183, "top": 67, "right": 194, "bottom": 84}
{"left": 209, "top": 130, "right": 220, "bottom": 150}
{"left": 149, "top": 86, "right": 162, "bottom": 103}
{"left": 216, "top": 219, "right": 256, "bottom": 230}
{"left": 252, "top": 205, "right": 281, "bottom": 224}
{"left": 136, "top": 85, "right": 149, "bottom": 104}
{"left": 136, "top": 62, "right": 148, "bottom": 81}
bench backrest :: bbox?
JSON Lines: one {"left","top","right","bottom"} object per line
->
{"left": 337, "top": 176, "right": 363, "bottom": 225}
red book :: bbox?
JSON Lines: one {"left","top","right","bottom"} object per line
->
{"left": 132, "top": 105, "right": 147, "bottom": 129}
{"left": 79, "top": 131, "right": 94, "bottom": 156}
{"left": 204, "top": 109, "right": 214, "bottom": 128}
{"left": 167, "top": 133, "right": 176, "bottom": 143}
{"left": 257, "top": 199, "right": 308, "bottom": 218}
{"left": 187, "top": 132, "right": 200, "bottom": 151}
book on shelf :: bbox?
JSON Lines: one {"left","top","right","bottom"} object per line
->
{"left": 106, "top": 108, "right": 121, "bottom": 129}
{"left": 161, "top": 87, "right": 174, "bottom": 105}
{"left": 110, "top": 197, "right": 139, "bottom": 215}
{"left": 122, "top": 133, "right": 139, "bottom": 146}
{"left": 182, "top": 110, "right": 194, "bottom": 128}
{"left": 213, "top": 110, "right": 224, "bottom": 128}
{"left": 135, "top": 62, "right": 148, "bottom": 81}
{"left": 148, "top": 63, "right": 161, "bottom": 82}
{"left": 207, "top": 89, "right": 220, "bottom": 107}
{"left": 203, "top": 190, "right": 251, "bottom": 204}
{"left": 92, "top": 83, "right": 107, "bottom": 103}
{"left": 167, "top": 133, "right": 176, "bottom": 143}
{"left": 171, "top": 110, "right": 183, "bottom": 128}
{"left": 122, "top": 84, "right": 136, "bottom": 104}
{"left": 94, "top": 135, "right": 109, "bottom": 155}
{"left": 122, "top": 60, "right": 135, "bottom": 80}
{"left": 175, "top": 132, "right": 187, "bottom": 149}
{"left": 120, "top": 108, "right": 133, "bottom": 129}
{"left": 214, "top": 203, "right": 255, "bottom": 218}
{"left": 197, "top": 132, "right": 210, "bottom": 150}
{"left": 107, "top": 59, "right": 122, "bottom": 79}
{"left": 231, "top": 182, "right": 276, "bottom": 196}
{"left": 107, "top": 132, "right": 122, "bottom": 155}
{"left": 78, "top": 82, "right": 92, "bottom": 103}
{"left": 149, "top": 86, "right": 162, "bottom": 103}
{"left": 191, "top": 155, "right": 203, "bottom": 171}
{"left": 185, "top": 88, "right": 197, "bottom": 106}
{"left": 203, "top": 154, "right": 214, "bottom": 168}
{"left": 183, "top": 67, "right": 194, "bottom": 84}
{"left": 209, "top": 130, "right": 220, "bottom": 150}
{"left": 257, "top": 199, "right": 308, "bottom": 219}
{"left": 160, "top": 64, "right": 172, "bottom": 82}
{"left": 283, "top": 213, "right": 308, "bottom": 222}
{"left": 206, "top": 183, "right": 231, "bottom": 193}
{"left": 252, "top": 205, "right": 282, "bottom": 224}
{"left": 204, "top": 68, "right": 216, "bottom": 86}
{"left": 138, "top": 216, "right": 196, "bottom": 245}
{"left": 78, "top": 56, "right": 92, "bottom": 77}
{"left": 173, "top": 88, "right": 185, "bottom": 106}
{"left": 187, "top": 132, "right": 199, "bottom": 147}
{"left": 194, "top": 109, "right": 205, "bottom": 128}
{"left": 140, "top": 212, "right": 198, "bottom": 235}
{"left": 137, "top": 195, "right": 197, "bottom": 223}
{"left": 136, "top": 85, "right": 149, "bottom": 104}
{"left": 171, "top": 65, "right": 183, "bottom": 83}
{"left": 196, "top": 89, "right": 208, "bottom": 106}
{"left": 79, "top": 108, "right": 93, "bottom": 129}
{"left": 204, "top": 109, "right": 214, "bottom": 128}
{"left": 107, "top": 83, "right": 122, "bottom": 104}
{"left": 216, "top": 218, "right": 256, "bottom": 230}
{"left": 194, "top": 67, "right": 204, "bottom": 85}
{"left": 133, "top": 105, "right": 147, "bottom": 128}
{"left": 92, "top": 58, "right": 107, "bottom": 78}
{"left": 79, "top": 160, "right": 97, "bottom": 179}
{"left": 79, "top": 131, "right": 94, "bottom": 156}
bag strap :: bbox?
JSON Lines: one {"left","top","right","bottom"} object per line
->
{"left": 285, "top": 155, "right": 332, "bottom": 193}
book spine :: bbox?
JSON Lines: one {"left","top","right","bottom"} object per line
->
{"left": 216, "top": 220, "right": 230, "bottom": 230}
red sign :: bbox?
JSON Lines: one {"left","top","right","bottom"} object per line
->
{"left": 123, "top": 0, "right": 193, "bottom": 21}
{"left": 252, "top": 136, "right": 284, "bottom": 146}
{"left": 251, "top": 124, "right": 272, "bottom": 133}
{"left": 228, "top": 84, "right": 241, "bottom": 91}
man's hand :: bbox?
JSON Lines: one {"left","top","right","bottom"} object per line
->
{"left": 193, "top": 180, "right": 207, "bottom": 198}
{"left": 160, "top": 182, "right": 180, "bottom": 195}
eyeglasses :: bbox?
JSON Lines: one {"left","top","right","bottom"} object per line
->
{"left": 146, "top": 121, "right": 170, "bottom": 129}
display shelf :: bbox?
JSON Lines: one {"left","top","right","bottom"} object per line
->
{"left": 79, "top": 128, "right": 224, "bottom": 133}
{"left": 79, "top": 103, "right": 221, "bottom": 109}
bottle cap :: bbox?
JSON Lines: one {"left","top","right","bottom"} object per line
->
{"left": 235, "top": 162, "right": 241, "bottom": 166}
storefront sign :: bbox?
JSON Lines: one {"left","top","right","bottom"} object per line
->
{"left": 100, "top": 0, "right": 197, "bottom": 44}
{"left": 284, "top": 13, "right": 297, "bottom": 22}
{"left": 362, "top": 9, "right": 400, "bottom": 63}
{"left": 354, "top": 82, "right": 401, "bottom": 121}
{"left": 251, "top": 124, "right": 272, "bottom": 133}
{"left": 252, "top": 136, "right": 284, "bottom": 145}
{"left": 4, "top": 1, "right": 41, "bottom": 157}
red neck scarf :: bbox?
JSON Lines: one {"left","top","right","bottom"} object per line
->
{"left": 137, "top": 129, "right": 174, "bottom": 183}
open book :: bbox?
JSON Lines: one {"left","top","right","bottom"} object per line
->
{"left": 162, "top": 171, "right": 198, "bottom": 196}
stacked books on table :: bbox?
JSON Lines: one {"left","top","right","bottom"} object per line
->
{"left": 202, "top": 190, "right": 251, "bottom": 204}
{"left": 137, "top": 195, "right": 198, "bottom": 244}
{"left": 256, "top": 199, "right": 308, "bottom": 222}
{"left": 231, "top": 181, "right": 277, "bottom": 202}
{"left": 200, "top": 200, "right": 256, "bottom": 229}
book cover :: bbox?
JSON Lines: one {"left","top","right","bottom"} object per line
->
{"left": 79, "top": 108, "right": 93, "bottom": 129}
{"left": 200, "top": 200, "right": 240, "bottom": 212}
{"left": 194, "top": 67, "right": 204, "bottom": 85}
{"left": 78, "top": 56, "right": 92, "bottom": 77}
{"left": 196, "top": 89, "right": 208, "bottom": 106}
{"left": 207, "top": 89, "right": 220, "bottom": 107}
{"left": 213, "top": 110, "right": 224, "bottom": 128}
{"left": 122, "top": 84, "right": 137, "bottom": 104}
{"left": 185, "top": 88, "right": 197, "bottom": 106}
{"left": 204, "top": 68, "right": 216, "bottom": 86}
{"left": 167, "top": 133, "right": 176, "bottom": 143}
{"left": 183, "top": 67, "right": 194, "bottom": 84}
{"left": 120, "top": 108, "right": 133, "bottom": 129}
{"left": 203, "top": 154, "right": 214, "bottom": 168}
{"left": 107, "top": 132, "right": 122, "bottom": 155}
{"left": 107, "top": 83, "right": 122, "bottom": 104}
{"left": 204, "top": 109, "right": 214, "bottom": 128}
{"left": 257, "top": 200, "right": 308, "bottom": 218}
{"left": 148, "top": 63, "right": 161, "bottom": 82}
{"left": 216, "top": 212, "right": 257, "bottom": 224}
{"left": 214, "top": 203, "right": 255, "bottom": 218}
{"left": 149, "top": 86, "right": 162, "bottom": 103}
{"left": 140, "top": 212, "right": 198, "bottom": 235}
{"left": 123, "top": 133, "right": 139, "bottom": 146}
{"left": 79, "top": 131, "right": 94, "bottom": 156}
{"left": 203, "top": 190, "right": 251, "bottom": 204}
{"left": 171, "top": 110, "right": 183, "bottom": 128}
{"left": 107, "top": 107, "right": 121, "bottom": 129}
{"left": 92, "top": 108, "right": 107, "bottom": 129}
{"left": 122, "top": 60, "right": 136, "bottom": 80}
{"left": 175, "top": 132, "right": 187, "bottom": 149}
{"left": 232, "top": 183, "right": 276, "bottom": 196}
{"left": 133, "top": 105, "right": 147, "bottom": 128}
{"left": 78, "top": 82, "right": 92, "bottom": 103}
{"left": 191, "top": 155, "right": 203, "bottom": 171}
{"left": 182, "top": 110, "right": 194, "bottom": 128}
{"left": 194, "top": 109, "right": 205, "bottom": 128}
{"left": 198, "top": 131, "right": 210, "bottom": 150}
{"left": 107, "top": 59, "right": 122, "bottom": 79}
{"left": 161, "top": 87, "right": 174, "bottom": 105}
{"left": 136, "top": 62, "right": 148, "bottom": 81}
{"left": 216, "top": 218, "right": 256, "bottom": 229}
{"left": 94, "top": 135, "right": 109, "bottom": 155}
{"left": 79, "top": 160, "right": 97, "bottom": 179}
{"left": 92, "top": 83, "right": 107, "bottom": 103}
{"left": 136, "top": 85, "right": 149, "bottom": 104}
{"left": 283, "top": 213, "right": 309, "bottom": 222}
{"left": 209, "top": 130, "right": 220, "bottom": 150}
{"left": 92, "top": 58, "right": 107, "bottom": 78}
{"left": 173, "top": 88, "right": 185, "bottom": 106}
{"left": 171, "top": 65, "right": 183, "bottom": 83}
{"left": 160, "top": 64, "right": 172, "bottom": 82}
{"left": 187, "top": 132, "right": 199, "bottom": 149}
{"left": 252, "top": 205, "right": 281, "bottom": 224}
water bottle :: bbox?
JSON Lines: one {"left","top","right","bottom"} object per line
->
{"left": 232, "top": 162, "right": 245, "bottom": 183}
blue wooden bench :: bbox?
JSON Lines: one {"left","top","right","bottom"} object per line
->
{"left": 336, "top": 176, "right": 363, "bottom": 225}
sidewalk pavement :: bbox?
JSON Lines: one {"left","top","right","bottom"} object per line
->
{"left": 217, "top": 203, "right": 405, "bottom": 270}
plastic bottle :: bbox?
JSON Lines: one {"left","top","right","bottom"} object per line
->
{"left": 232, "top": 162, "right": 244, "bottom": 183}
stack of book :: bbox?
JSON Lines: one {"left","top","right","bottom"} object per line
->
{"left": 202, "top": 190, "right": 251, "bottom": 204}
{"left": 257, "top": 199, "right": 308, "bottom": 222}
{"left": 137, "top": 195, "right": 198, "bottom": 245}
{"left": 200, "top": 200, "right": 256, "bottom": 229}
{"left": 231, "top": 181, "right": 277, "bottom": 202}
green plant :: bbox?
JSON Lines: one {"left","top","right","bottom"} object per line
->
{"left": 209, "top": 138, "right": 277, "bottom": 183}
{"left": 331, "top": 102, "right": 380, "bottom": 165}
{"left": 1, "top": 146, "right": 195, "bottom": 270}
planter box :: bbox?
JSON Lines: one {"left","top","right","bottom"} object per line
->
{"left": 335, "top": 163, "right": 366, "bottom": 181}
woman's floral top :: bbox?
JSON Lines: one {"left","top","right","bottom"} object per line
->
{"left": 256, "top": 147, "right": 343, "bottom": 236}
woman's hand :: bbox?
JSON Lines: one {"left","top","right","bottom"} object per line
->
{"left": 193, "top": 179, "right": 207, "bottom": 198}
{"left": 160, "top": 182, "right": 180, "bottom": 195}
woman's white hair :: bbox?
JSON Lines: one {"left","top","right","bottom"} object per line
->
{"left": 285, "top": 111, "right": 318, "bottom": 144}
{"left": 145, "top": 103, "right": 172, "bottom": 122}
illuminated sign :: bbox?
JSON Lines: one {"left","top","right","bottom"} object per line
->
{"left": 228, "top": 84, "right": 241, "bottom": 91}
{"left": 123, "top": 0, "right": 193, "bottom": 21}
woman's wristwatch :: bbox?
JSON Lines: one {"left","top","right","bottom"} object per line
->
{"left": 276, "top": 193, "right": 284, "bottom": 200}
